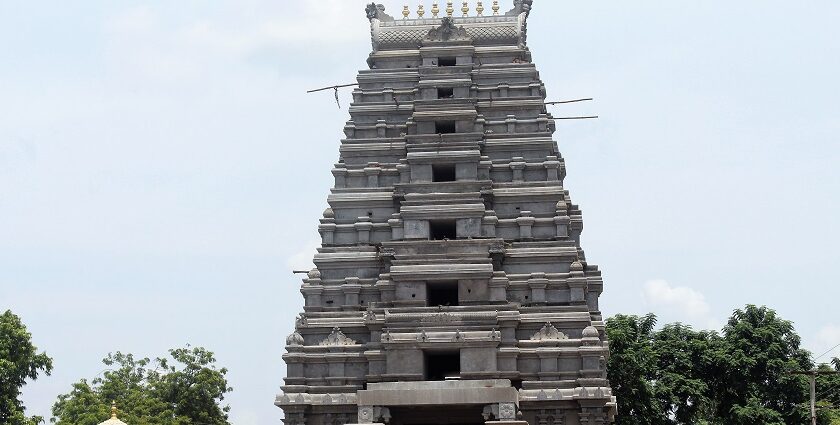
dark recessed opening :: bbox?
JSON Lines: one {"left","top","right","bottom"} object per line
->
{"left": 437, "top": 87, "right": 454, "bottom": 99}
{"left": 433, "top": 164, "right": 456, "bottom": 182}
{"left": 425, "top": 351, "right": 460, "bottom": 381}
{"left": 427, "top": 281, "right": 459, "bottom": 307}
{"left": 435, "top": 120, "right": 457, "bottom": 134}
{"left": 430, "top": 220, "right": 457, "bottom": 240}
{"left": 438, "top": 57, "right": 457, "bottom": 67}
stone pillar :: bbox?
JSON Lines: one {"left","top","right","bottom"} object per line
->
{"left": 498, "top": 83, "right": 509, "bottom": 97}
{"left": 516, "top": 211, "right": 535, "bottom": 240}
{"left": 510, "top": 157, "right": 526, "bottom": 182}
{"left": 505, "top": 115, "right": 517, "bottom": 133}
{"left": 482, "top": 211, "right": 499, "bottom": 237}
{"left": 568, "top": 261, "right": 586, "bottom": 303}
{"left": 537, "top": 113, "right": 549, "bottom": 132}
{"left": 343, "top": 121, "right": 356, "bottom": 138}
{"left": 344, "top": 277, "right": 361, "bottom": 307}
{"left": 397, "top": 160, "right": 410, "bottom": 184}
{"left": 375, "top": 276, "right": 395, "bottom": 303}
{"left": 388, "top": 214, "right": 404, "bottom": 240}
{"left": 528, "top": 272, "right": 548, "bottom": 304}
{"left": 479, "top": 156, "right": 492, "bottom": 180}
{"left": 489, "top": 271, "right": 508, "bottom": 302}
{"left": 365, "top": 162, "right": 381, "bottom": 187}
{"left": 555, "top": 200, "right": 570, "bottom": 239}
{"left": 545, "top": 156, "right": 561, "bottom": 181}
{"left": 475, "top": 114, "right": 486, "bottom": 133}
{"left": 355, "top": 217, "right": 374, "bottom": 244}
{"left": 332, "top": 167, "right": 348, "bottom": 188}
{"left": 376, "top": 119, "right": 388, "bottom": 138}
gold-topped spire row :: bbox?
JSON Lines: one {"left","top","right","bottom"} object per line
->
{"left": 462, "top": 1, "right": 469, "bottom": 16}
{"left": 446, "top": 1, "right": 454, "bottom": 17}
{"left": 402, "top": 5, "right": 410, "bottom": 18}
{"left": 476, "top": 1, "right": 485, "bottom": 16}
{"left": 417, "top": 4, "right": 425, "bottom": 17}
{"left": 432, "top": 2, "right": 439, "bottom": 18}
{"left": 492, "top": 0, "right": 500, "bottom": 15}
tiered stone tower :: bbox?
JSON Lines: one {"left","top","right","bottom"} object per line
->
{"left": 277, "top": 2, "right": 616, "bottom": 424}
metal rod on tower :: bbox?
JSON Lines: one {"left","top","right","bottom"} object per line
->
{"left": 554, "top": 116, "right": 599, "bottom": 120}
{"left": 545, "top": 98, "right": 594, "bottom": 105}
{"left": 306, "top": 83, "right": 359, "bottom": 94}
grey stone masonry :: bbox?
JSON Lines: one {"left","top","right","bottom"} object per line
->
{"left": 277, "top": 2, "right": 616, "bottom": 425}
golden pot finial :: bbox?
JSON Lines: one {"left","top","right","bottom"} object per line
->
{"left": 432, "top": 2, "right": 440, "bottom": 17}
{"left": 418, "top": 4, "right": 425, "bottom": 17}
{"left": 462, "top": 2, "right": 469, "bottom": 16}
{"left": 111, "top": 401, "right": 118, "bottom": 419}
{"left": 492, "top": 0, "right": 500, "bottom": 15}
{"left": 476, "top": 1, "right": 484, "bottom": 16}
{"left": 446, "top": 1, "right": 454, "bottom": 16}
{"left": 402, "top": 5, "right": 410, "bottom": 18}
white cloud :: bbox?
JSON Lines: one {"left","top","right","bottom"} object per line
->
{"left": 642, "top": 279, "right": 720, "bottom": 329}
{"left": 643, "top": 279, "right": 710, "bottom": 317}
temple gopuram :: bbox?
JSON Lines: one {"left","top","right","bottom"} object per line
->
{"left": 276, "top": 2, "right": 616, "bottom": 424}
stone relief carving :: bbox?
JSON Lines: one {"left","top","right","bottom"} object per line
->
{"left": 426, "top": 17, "right": 469, "bottom": 42}
{"left": 286, "top": 330, "right": 304, "bottom": 346}
{"left": 358, "top": 406, "right": 391, "bottom": 424}
{"left": 364, "top": 307, "right": 377, "bottom": 322}
{"left": 531, "top": 322, "right": 569, "bottom": 341}
{"left": 319, "top": 327, "right": 357, "bottom": 346}
{"left": 421, "top": 312, "right": 455, "bottom": 323}
{"left": 498, "top": 402, "right": 517, "bottom": 420}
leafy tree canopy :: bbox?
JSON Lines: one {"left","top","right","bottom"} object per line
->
{"left": 0, "top": 310, "right": 53, "bottom": 425}
{"left": 607, "top": 305, "right": 825, "bottom": 425}
{"left": 51, "top": 346, "right": 232, "bottom": 425}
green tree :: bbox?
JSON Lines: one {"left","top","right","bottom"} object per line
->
{"left": 0, "top": 310, "right": 54, "bottom": 425}
{"left": 714, "top": 305, "right": 812, "bottom": 424}
{"left": 605, "top": 314, "right": 667, "bottom": 425}
{"left": 51, "top": 345, "right": 232, "bottom": 425}
{"left": 650, "top": 324, "right": 722, "bottom": 423}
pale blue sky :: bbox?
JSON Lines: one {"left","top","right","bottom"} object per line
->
{"left": 1, "top": 1, "right": 838, "bottom": 424}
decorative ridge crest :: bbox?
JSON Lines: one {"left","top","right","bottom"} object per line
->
{"left": 530, "top": 322, "right": 569, "bottom": 341}
{"left": 319, "top": 327, "right": 357, "bottom": 346}
{"left": 365, "top": 3, "right": 394, "bottom": 22}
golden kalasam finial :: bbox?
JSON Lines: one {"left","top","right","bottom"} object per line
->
{"left": 418, "top": 4, "right": 425, "bottom": 17}
{"left": 492, "top": 0, "right": 500, "bottom": 15}
{"left": 110, "top": 401, "right": 118, "bottom": 418}
{"left": 476, "top": 1, "right": 485, "bottom": 16}
{"left": 402, "top": 5, "right": 410, "bottom": 18}
{"left": 462, "top": 1, "right": 469, "bottom": 16}
{"left": 446, "top": 1, "right": 454, "bottom": 17}
{"left": 432, "top": 2, "right": 439, "bottom": 17}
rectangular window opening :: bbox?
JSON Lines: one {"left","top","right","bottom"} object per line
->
{"left": 435, "top": 120, "right": 456, "bottom": 134}
{"left": 432, "top": 164, "right": 456, "bottom": 182}
{"left": 430, "top": 220, "right": 457, "bottom": 240}
{"left": 437, "top": 87, "right": 454, "bottom": 99}
{"left": 427, "top": 281, "right": 459, "bottom": 307}
{"left": 424, "top": 351, "right": 460, "bottom": 381}
{"left": 438, "top": 57, "right": 457, "bottom": 67}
